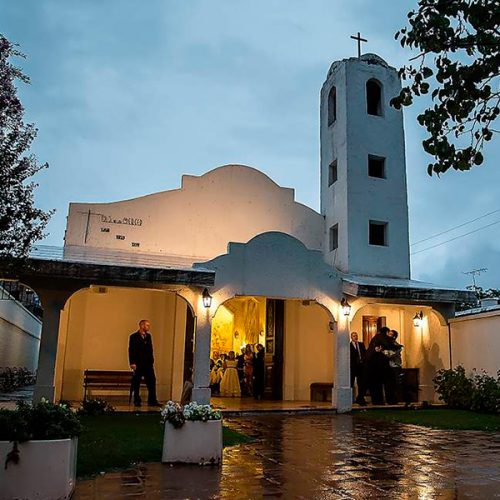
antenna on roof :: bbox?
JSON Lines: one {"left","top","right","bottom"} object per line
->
{"left": 463, "top": 268, "right": 487, "bottom": 295}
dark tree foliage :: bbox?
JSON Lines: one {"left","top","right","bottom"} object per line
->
{"left": 391, "top": 0, "right": 500, "bottom": 175}
{"left": 0, "top": 34, "right": 52, "bottom": 260}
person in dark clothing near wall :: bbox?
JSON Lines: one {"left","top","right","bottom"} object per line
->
{"left": 365, "top": 326, "right": 391, "bottom": 405}
{"left": 129, "top": 319, "right": 161, "bottom": 407}
{"left": 349, "top": 331, "right": 367, "bottom": 405}
{"left": 253, "top": 343, "right": 265, "bottom": 400}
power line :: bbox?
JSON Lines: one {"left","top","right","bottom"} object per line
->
{"left": 410, "top": 219, "right": 500, "bottom": 255}
{"left": 411, "top": 208, "right": 500, "bottom": 246}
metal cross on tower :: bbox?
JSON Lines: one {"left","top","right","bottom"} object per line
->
{"left": 350, "top": 32, "right": 368, "bottom": 58}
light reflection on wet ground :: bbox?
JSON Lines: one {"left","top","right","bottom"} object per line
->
{"left": 74, "top": 414, "right": 500, "bottom": 499}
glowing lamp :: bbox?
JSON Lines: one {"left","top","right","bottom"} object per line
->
{"left": 202, "top": 288, "right": 212, "bottom": 308}
{"left": 341, "top": 298, "right": 351, "bottom": 317}
{"left": 413, "top": 311, "right": 424, "bottom": 327}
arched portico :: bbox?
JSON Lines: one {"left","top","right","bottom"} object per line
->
{"left": 53, "top": 286, "right": 195, "bottom": 403}
{"left": 194, "top": 231, "right": 352, "bottom": 411}
{"left": 350, "top": 300, "right": 452, "bottom": 402}
{"left": 0, "top": 255, "right": 215, "bottom": 404}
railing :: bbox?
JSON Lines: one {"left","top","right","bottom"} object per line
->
{"left": 0, "top": 367, "right": 36, "bottom": 393}
{"left": 30, "top": 245, "right": 213, "bottom": 271}
{"left": 0, "top": 281, "right": 43, "bottom": 319}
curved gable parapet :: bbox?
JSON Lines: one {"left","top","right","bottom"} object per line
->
{"left": 196, "top": 231, "right": 341, "bottom": 310}
{"left": 65, "top": 164, "right": 324, "bottom": 261}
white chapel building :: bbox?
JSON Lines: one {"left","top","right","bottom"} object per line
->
{"left": 15, "top": 53, "right": 473, "bottom": 412}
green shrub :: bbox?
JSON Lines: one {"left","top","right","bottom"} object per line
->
{"left": 0, "top": 400, "right": 82, "bottom": 442}
{"left": 78, "top": 398, "right": 115, "bottom": 416}
{"left": 470, "top": 371, "right": 500, "bottom": 413}
{"left": 434, "top": 366, "right": 500, "bottom": 414}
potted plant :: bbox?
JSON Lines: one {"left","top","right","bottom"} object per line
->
{"left": 0, "top": 400, "right": 82, "bottom": 500}
{"left": 161, "top": 401, "right": 222, "bottom": 464}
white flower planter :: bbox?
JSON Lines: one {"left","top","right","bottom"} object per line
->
{"left": 162, "top": 420, "right": 222, "bottom": 465}
{"left": 0, "top": 437, "right": 78, "bottom": 500}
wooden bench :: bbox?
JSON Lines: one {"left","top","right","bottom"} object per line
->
{"left": 310, "top": 382, "right": 333, "bottom": 402}
{"left": 83, "top": 369, "right": 143, "bottom": 400}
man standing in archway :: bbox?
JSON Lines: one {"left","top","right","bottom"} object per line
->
{"left": 129, "top": 319, "right": 161, "bottom": 407}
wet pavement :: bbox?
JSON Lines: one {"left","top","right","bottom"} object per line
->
{"left": 75, "top": 414, "right": 500, "bottom": 499}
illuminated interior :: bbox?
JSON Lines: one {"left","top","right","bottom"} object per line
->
{"left": 211, "top": 296, "right": 266, "bottom": 356}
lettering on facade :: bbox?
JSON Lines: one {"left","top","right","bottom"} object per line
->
{"left": 116, "top": 235, "right": 125, "bottom": 240}
{"left": 131, "top": 242, "right": 140, "bottom": 247}
{"left": 101, "top": 215, "right": 143, "bottom": 227}
{"left": 100, "top": 227, "right": 110, "bottom": 233}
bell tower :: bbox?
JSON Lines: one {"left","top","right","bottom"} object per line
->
{"left": 320, "top": 53, "right": 410, "bottom": 279}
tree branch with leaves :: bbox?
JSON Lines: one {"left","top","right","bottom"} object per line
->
{"left": 0, "top": 34, "right": 53, "bottom": 260}
{"left": 391, "top": 0, "right": 500, "bottom": 175}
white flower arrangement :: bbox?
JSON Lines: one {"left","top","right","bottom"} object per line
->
{"left": 161, "top": 400, "right": 221, "bottom": 428}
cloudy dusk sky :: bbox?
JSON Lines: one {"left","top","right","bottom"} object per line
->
{"left": 2, "top": 0, "right": 499, "bottom": 289}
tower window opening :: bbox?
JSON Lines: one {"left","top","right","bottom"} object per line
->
{"left": 329, "top": 224, "right": 339, "bottom": 251}
{"left": 328, "top": 86, "right": 337, "bottom": 126}
{"left": 369, "top": 221, "right": 388, "bottom": 246}
{"left": 366, "top": 79, "right": 382, "bottom": 116}
{"left": 328, "top": 159, "right": 338, "bottom": 186}
{"left": 368, "top": 155, "right": 386, "bottom": 178}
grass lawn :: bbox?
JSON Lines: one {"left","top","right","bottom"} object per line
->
{"left": 357, "top": 408, "right": 500, "bottom": 432}
{"left": 77, "top": 414, "right": 252, "bottom": 477}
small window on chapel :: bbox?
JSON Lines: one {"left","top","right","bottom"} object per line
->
{"left": 369, "top": 221, "right": 388, "bottom": 246}
{"left": 328, "top": 86, "right": 336, "bottom": 126}
{"left": 368, "top": 155, "right": 385, "bottom": 178}
{"left": 329, "top": 224, "right": 339, "bottom": 251}
{"left": 366, "top": 79, "right": 382, "bottom": 116}
{"left": 328, "top": 160, "right": 338, "bottom": 186}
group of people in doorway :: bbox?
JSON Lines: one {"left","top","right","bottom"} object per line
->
{"left": 210, "top": 343, "right": 266, "bottom": 399}
{"left": 350, "top": 326, "right": 407, "bottom": 406}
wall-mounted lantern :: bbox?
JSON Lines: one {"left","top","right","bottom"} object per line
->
{"left": 413, "top": 310, "right": 424, "bottom": 327}
{"left": 202, "top": 288, "right": 212, "bottom": 308}
{"left": 341, "top": 297, "right": 351, "bottom": 317}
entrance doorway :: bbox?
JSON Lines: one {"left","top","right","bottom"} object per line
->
{"left": 264, "top": 299, "right": 284, "bottom": 400}
{"left": 362, "top": 315, "right": 386, "bottom": 345}
{"left": 210, "top": 296, "right": 284, "bottom": 400}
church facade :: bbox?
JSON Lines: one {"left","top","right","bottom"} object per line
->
{"left": 21, "top": 54, "right": 473, "bottom": 412}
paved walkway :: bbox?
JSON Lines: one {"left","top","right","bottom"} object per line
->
{"left": 74, "top": 414, "right": 500, "bottom": 499}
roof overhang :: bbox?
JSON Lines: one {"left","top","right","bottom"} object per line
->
{"left": 342, "top": 275, "right": 475, "bottom": 304}
{"left": 0, "top": 257, "right": 215, "bottom": 291}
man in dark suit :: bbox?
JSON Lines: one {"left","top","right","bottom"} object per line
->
{"left": 129, "top": 319, "right": 160, "bottom": 407}
{"left": 350, "top": 331, "right": 367, "bottom": 405}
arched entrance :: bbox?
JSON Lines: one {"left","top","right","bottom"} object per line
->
{"left": 54, "top": 286, "right": 195, "bottom": 405}
{"left": 350, "top": 302, "right": 450, "bottom": 402}
{"left": 210, "top": 295, "right": 334, "bottom": 405}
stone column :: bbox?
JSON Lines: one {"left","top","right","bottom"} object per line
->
{"left": 32, "top": 289, "right": 72, "bottom": 403}
{"left": 191, "top": 305, "right": 212, "bottom": 405}
{"left": 333, "top": 312, "right": 352, "bottom": 413}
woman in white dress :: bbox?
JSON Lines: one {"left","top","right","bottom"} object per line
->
{"left": 220, "top": 351, "right": 241, "bottom": 397}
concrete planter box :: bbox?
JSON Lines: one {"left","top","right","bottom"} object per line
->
{"left": 0, "top": 437, "right": 78, "bottom": 500}
{"left": 162, "top": 420, "right": 222, "bottom": 465}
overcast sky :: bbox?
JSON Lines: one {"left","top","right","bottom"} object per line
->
{"left": 2, "top": 0, "right": 499, "bottom": 290}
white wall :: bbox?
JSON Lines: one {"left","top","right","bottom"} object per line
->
{"left": 55, "top": 287, "right": 187, "bottom": 402}
{"left": 0, "top": 298, "right": 41, "bottom": 371}
{"left": 320, "top": 54, "right": 410, "bottom": 278}
{"left": 64, "top": 164, "right": 324, "bottom": 262}
{"left": 450, "top": 309, "right": 500, "bottom": 375}
{"left": 284, "top": 301, "right": 333, "bottom": 400}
